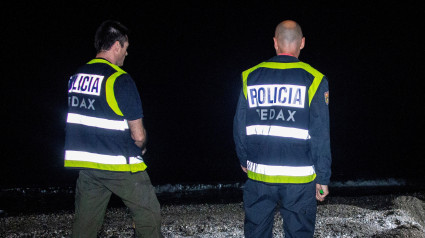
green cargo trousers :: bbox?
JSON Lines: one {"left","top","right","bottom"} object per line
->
{"left": 72, "top": 169, "right": 163, "bottom": 238}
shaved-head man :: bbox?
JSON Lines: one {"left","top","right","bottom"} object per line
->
{"left": 274, "top": 20, "right": 305, "bottom": 57}
{"left": 233, "top": 20, "right": 331, "bottom": 237}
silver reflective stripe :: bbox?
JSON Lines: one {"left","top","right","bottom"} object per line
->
{"left": 247, "top": 160, "right": 315, "bottom": 176}
{"left": 67, "top": 113, "right": 128, "bottom": 131}
{"left": 65, "top": 150, "right": 143, "bottom": 165}
{"left": 129, "top": 156, "right": 144, "bottom": 164}
{"left": 246, "top": 125, "right": 310, "bottom": 140}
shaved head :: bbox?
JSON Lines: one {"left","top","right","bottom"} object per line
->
{"left": 275, "top": 20, "right": 303, "bottom": 43}
{"left": 273, "top": 20, "right": 305, "bottom": 57}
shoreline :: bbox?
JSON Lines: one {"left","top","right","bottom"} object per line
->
{"left": 2, "top": 183, "right": 424, "bottom": 217}
{"left": 1, "top": 192, "right": 424, "bottom": 237}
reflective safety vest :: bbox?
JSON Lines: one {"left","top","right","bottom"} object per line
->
{"left": 64, "top": 59, "right": 147, "bottom": 172}
{"left": 242, "top": 61, "right": 324, "bottom": 183}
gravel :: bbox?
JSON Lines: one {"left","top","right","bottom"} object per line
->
{"left": 1, "top": 193, "right": 424, "bottom": 237}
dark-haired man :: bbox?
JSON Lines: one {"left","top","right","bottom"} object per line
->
{"left": 233, "top": 20, "right": 331, "bottom": 237}
{"left": 65, "top": 20, "right": 163, "bottom": 237}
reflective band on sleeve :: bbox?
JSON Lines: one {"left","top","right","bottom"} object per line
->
{"left": 67, "top": 113, "right": 128, "bottom": 131}
{"left": 247, "top": 161, "right": 314, "bottom": 176}
{"left": 246, "top": 125, "right": 310, "bottom": 140}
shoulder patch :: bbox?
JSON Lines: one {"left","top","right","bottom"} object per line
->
{"left": 324, "top": 91, "right": 329, "bottom": 105}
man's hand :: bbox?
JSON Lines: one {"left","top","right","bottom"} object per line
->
{"left": 241, "top": 165, "right": 247, "bottom": 173}
{"left": 316, "top": 184, "right": 329, "bottom": 202}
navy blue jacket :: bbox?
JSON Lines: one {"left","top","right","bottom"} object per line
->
{"left": 64, "top": 59, "right": 146, "bottom": 172}
{"left": 233, "top": 55, "right": 331, "bottom": 185}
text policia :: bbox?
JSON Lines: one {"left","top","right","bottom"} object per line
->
{"left": 247, "top": 84, "right": 306, "bottom": 122}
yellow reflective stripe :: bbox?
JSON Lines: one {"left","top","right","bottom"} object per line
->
{"left": 242, "top": 62, "right": 324, "bottom": 106}
{"left": 247, "top": 170, "right": 316, "bottom": 184}
{"left": 106, "top": 72, "right": 124, "bottom": 116}
{"left": 242, "top": 62, "right": 268, "bottom": 99}
{"left": 87, "top": 59, "right": 127, "bottom": 116}
{"left": 65, "top": 160, "right": 147, "bottom": 173}
{"left": 304, "top": 66, "right": 324, "bottom": 107}
{"left": 87, "top": 59, "right": 127, "bottom": 74}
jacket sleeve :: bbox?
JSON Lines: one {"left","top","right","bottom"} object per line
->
{"left": 309, "top": 76, "right": 332, "bottom": 185}
{"left": 114, "top": 74, "right": 144, "bottom": 120}
{"left": 233, "top": 89, "right": 248, "bottom": 167}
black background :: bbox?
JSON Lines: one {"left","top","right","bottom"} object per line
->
{"left": 1, "top": 1, "right": 424, "bottom": 188}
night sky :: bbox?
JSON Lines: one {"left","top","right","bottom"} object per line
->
{"left": 2, "top": 1, "right": 424, "bottom": 188}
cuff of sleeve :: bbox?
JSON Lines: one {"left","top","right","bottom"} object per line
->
{"left": 315, "top": 176, "right": 330, "bottom": 185}
{"left": 126, "top": 114, "right": 144, "bottom": 121}
{"left": 239, "top": 159, "right": 247, "bottom": 168}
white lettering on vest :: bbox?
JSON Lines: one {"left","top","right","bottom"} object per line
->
{"left": 68, "top": 96, "right": 96, "bottom": 110}
{"left": 247, "top": 84, "right": 306, "bottom": 108}
{"left": 69, "top": 73, "right": 104, "bottom": 96}
{"left": 256, "top": 109, "right": 296, "bottom": 121}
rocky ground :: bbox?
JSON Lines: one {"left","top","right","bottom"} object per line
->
{"left": 1, "top": 193, "right": 425, "bottom": 237}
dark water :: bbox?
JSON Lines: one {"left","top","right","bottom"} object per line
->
{"left": 0, "top": 186, "right": 243, "bottom": 217}
{"left": 2, "top": 178, "right": 425, "bottom": 217}
{"left": 1, "top": 156, "right": 424, "bottom": 217}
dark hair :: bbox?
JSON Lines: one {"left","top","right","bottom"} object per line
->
{"left": 94, "top": 20, "right": 129, "bottom": 53}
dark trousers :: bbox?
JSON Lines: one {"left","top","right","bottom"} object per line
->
{"left": 243, "top": 179, "right": 317, "bottom": 238}
{"left": 72, "top": 169, "right": 163, "bottom": 238}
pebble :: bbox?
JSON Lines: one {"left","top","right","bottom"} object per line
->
{"left": 1, "top": 194, "right": 424, "bottom": 237}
